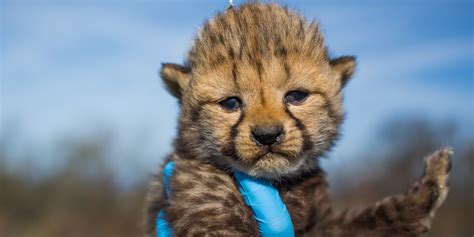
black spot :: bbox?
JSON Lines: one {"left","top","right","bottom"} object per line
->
{"left": 283, "top": 62, "right": 291, "bottom": 81}
{"left": 393, "top": 199, "right": 405, "bottom": 213}
{"left": 238, "top": 42, "right": 244, "bottom": 60}
{"left": 446, "top": 156, "right": 452, "bottom": 173}
{"left": 375, "top": 206, "right": 393, "bottom": 224}
{"left": 232, "top": 63, "right": 238, "bottom": 82}
{"left": 228, "top": 47, "right": 235, "bottom": 59}
{"left": 275, "top": 44, "right": 288, "bottom": 57}
{"left": 209, "top": 33, "right": 218, "bottom": 45}
{"left": 218, "top": 34, "right": 225, "bottom": 45}
{"left": 213, "top": 54, "right": 226, "bottom": 67}
{"left": 412, "top": 183, "right": 420, "bottom": 193}
{"left": 424, "top": 180, "right": 439, "bottom": 213}
{"left": 297, "top": 19, "right": 305, "bottom": 39}
{"left": 190, "top": 104, "right": 204, "bottom": 122}
{"left": 259, "top": 87, "right": 266, "bottom": 106}
{"left": 355, "top": 208, "right": 376, "bottom": 229}
{"left": 366, "top": 215, "right": 377, "bottom": 229}
{"left": 255, "top": 59, "right": 263, "bottom": 78}
{"left": 175, "top": 138, "right": 192, "bottom": 160}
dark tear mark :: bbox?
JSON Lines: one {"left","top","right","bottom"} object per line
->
{"left": 284, "top": 107, "right": 313, "bottom": 152}
{"left": 314, "top": 90, "right": 343, "bottom": 125}
{"left": 223, "top": 112, "right": 245, "bottom": 161}
{"left": 322, "top": 100, "right": 343, "bottom": 125}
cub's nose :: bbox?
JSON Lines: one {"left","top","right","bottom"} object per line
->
{"left": 252, "top": 125, "right": 283, "bottom": 146}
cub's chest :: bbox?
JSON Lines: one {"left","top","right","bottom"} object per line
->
{"left": 168, "top": 160, "right": 325, "bottom": 234}
{"left": 278, "top": 174, "right": 329, "bottom": 233}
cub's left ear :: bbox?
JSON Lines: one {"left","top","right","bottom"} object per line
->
{"left": 330, "top": 56, "right": 356, "bottom": 87}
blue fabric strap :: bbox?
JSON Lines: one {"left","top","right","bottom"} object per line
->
{"left": 156, "top": 161, "right": 175, "bottom": 237}
{"left": 156, "top": 210, "right": 172, "bottom": 237}
{"left": 234, "top": 171, "right": 295, "bottom": 237}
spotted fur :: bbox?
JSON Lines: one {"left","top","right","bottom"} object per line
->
{"left": 145, "top": 2, "right": 451, "bottom": 236}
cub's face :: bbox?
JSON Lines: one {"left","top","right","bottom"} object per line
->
{"left": 161, "top": 55, "right": 354, "bottom": 179}
{"left": 160, "top": 4, "right": 355, "bottom": 179}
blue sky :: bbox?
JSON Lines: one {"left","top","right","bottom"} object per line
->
{"left": 1, "top": 0, "right": 473, "bottom": 181}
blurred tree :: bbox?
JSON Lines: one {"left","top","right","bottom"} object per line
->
{"left": 0, "top": 117, "right": 472, "bottom": 237}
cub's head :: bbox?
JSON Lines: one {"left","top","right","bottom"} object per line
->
{"left": 161, "top": 3, "right": 355, "bottom": 179}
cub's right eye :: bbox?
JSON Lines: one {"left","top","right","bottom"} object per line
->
{"left": 219, "top": 97, "right": 242, "bottom": 111}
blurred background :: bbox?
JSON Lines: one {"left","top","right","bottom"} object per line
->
{"left": 1, "top": 0, "right": 472, "bottom": 236}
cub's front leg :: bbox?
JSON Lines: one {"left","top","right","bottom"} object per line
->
{"left": 163, "top": 159, "right": 259, "bottom": 236}
{"left": 314, "top": 148, "right": 453, "bottom": 237}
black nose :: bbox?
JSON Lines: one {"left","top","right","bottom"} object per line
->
{"left": 252, "top": 125, "right": 283, "bottom": 145}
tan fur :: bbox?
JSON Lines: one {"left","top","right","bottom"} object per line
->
{"left": 144, "top": 2, "right": 451, "bottom": 236}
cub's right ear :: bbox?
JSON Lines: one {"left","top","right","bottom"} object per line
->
{"left": 160, "top": 63, "right": 191, "bottom": 98}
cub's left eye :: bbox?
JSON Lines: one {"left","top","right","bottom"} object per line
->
{"left": 219, "top": 97, "right": 242, "bottom": 111}
{"left": 285, "top": 90, "right": 308, "bottom": 105}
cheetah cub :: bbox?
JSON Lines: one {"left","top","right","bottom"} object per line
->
{"left": 145, "top": 3, "right": 452, "bottom": 236}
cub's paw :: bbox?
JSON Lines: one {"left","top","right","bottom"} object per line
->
{"left": 343, "top": 148, "right": 453, "bottom": 236}
{"left": 421, "top": 147, "right": 452, "bottom": 213}
{"left": 405, "top": 147, "right": 452, "bottom": 230}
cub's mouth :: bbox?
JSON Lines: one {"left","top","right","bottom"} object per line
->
{"left": 225, "top": 146, "right": 308, "bottom": 179}
{"left": 253, "top": 147, "right": 300, "bottom": 161}
{"left": 257, "top": 150, "right": 287, "bottom": 160}
{"left": 229, "top": 153, "right": 308, "bottom": 179}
